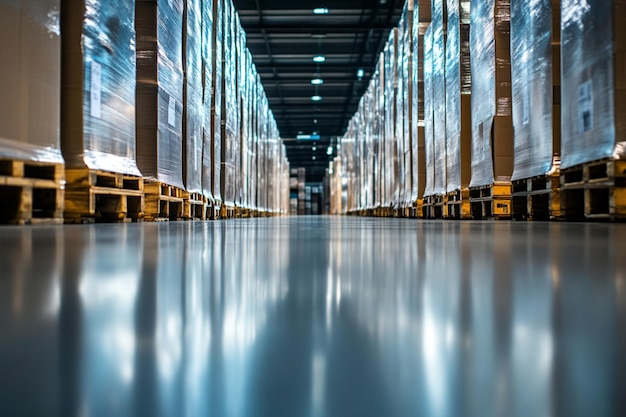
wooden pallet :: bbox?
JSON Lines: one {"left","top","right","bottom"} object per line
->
{"left": 0, "top": 159, "right": 64, "bottom": 225}
{"left": 221, "top": 204, "right": 236, "bottom": 219}
{"left": 423, "top": 194, "right": 447, "bottom": 219}
{"left": 446, "top": 188, "right": 472, "bottom": 220}
{"left": 183, "top": 191, "right": 208, "bottom": 220}
{"left": 144, "top": 181, "right": 184, "bottom": 221}
{"left": 512, "top": 172, "right": 561, "bottom": 221}
{"left": 64, "top": 168, "right": 144, "bottom": 223}
{"left": 469, "top": 182, "right": 512, "bottom": 220}
{"left": 560, "top": 159, "right": 626, "bottom": 221}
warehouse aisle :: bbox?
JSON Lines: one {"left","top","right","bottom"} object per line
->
{"left": 1, "top": 217, "right": 625, "bottom": 417}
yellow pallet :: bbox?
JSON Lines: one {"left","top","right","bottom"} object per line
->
{"left": 469, "top": 182, "right": 512, "bottom": 220}
{"left": 446, "top": 188, "right": 472, "bottom": 220}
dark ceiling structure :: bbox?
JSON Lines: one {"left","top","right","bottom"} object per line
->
{"left": 233, "top": 0, "right": 404, "bottom": 182}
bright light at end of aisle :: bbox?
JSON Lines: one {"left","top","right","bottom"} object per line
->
{"left": 311, "top": 78, "right": 324, "bottom": 85}
{"left": 357, "top": 68, "right": 364, "bottom": 78}
{"left": 311, "top": 95, "right": 322, "bottom": 102}
{"left": 327, "top": 147, "right": 333, "bottom": 155}
{"left": 313, "top": 55, "right": 326, "bottom": 63}
{"left": 313, "top": 8, "right": 329, "bottom": 14}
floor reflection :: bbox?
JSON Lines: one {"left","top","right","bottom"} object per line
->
{"left": 0, "top": 218, "right": 625, "bottom": 417}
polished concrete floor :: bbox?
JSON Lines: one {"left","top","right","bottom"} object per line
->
{"left": 0, "top": 217, "right": 625, "bottom": 417}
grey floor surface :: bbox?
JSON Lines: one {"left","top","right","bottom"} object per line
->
{"left": 1, "top": 216, "right": 625, "bottom": 417}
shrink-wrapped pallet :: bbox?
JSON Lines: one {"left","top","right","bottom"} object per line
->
{"left": 183, "top": 0, "right": 203, "bottom": 193}
{"left": 201, "top": 0, "right": 214, "bottom": 200}
{"left": 136, "top": 0, "right": 185, "bottom": 188}
{"left": 445, "top": 0, "right": 472, "bottom": 192}
{"left": 383, "top": 29, "right": 398, "bottom": 206}
{"left": 432, "top": 0, "right": 447, "bottom": 196}
{"left": 220, "top": 0, "right": 238, "bottom": 206}
{"left": 411, "top": 1, "right": 431, "bottom": 206}
{"left": 210, "top": 0, "right": 223, "bottom": 203}
{"left": 560, "top": 0, "right": 625, "bottom": 168}
{"left": 469, "top": 0, "right": 513, "bottom": 187}
{"left": 61, "top": 0, "right": 137, "bottom": 173}
{"left": 423, "top": 24, "right": 435, "bottom": 197}
{"left": 511, "top": 0, "right": 560, "bottom": 180}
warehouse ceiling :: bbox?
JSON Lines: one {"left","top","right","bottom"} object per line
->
{"left": 234, "top": 0, "right": 404, "bottom": 182}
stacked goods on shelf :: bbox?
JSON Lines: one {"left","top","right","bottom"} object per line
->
{"left": 136, "top": 0, "right": 186, "bottom": 220}
{"left": 183, "top": 0, "right": 207, "bottom": 219}
{"left": 62, "top": 0, "right": 143, "bottom": 223}
{"left": 297, "top": 168, "right": 305, "bottom": 215}
{"left": 445, "top": 0, "right": 472, "bottom": 219}
{"left": 511, "top": 0, "right": 561, "bottom": 220}
{"left": 329, "top": 159, "right": 341, "bottom": 215}
{"left": 210, "top": 0, "right": 223, "bottom": 211}
{"left": 341, "top": 133, "right": 356, "bottom": 214}
{"left": 412, "top": 1, "right": 432, "bottom": 217}
{"left": 0, "top": 0, "right": 64, "bottom": 224}
{"left": 290, "top": 169, "right": 298, "bottom": 215}
{"left": 469, "top": 0, "right": 513, "bottom": 219}
{"left": 559, "top": 0, "right": 626, "bottom": 220}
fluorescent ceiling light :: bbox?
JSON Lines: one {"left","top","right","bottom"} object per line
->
{"left": 357, "top": 68, "right": 365, "bottom": 78}
{"left": 313, "top": 8, "right": 329, "bottom": 14}
{"left": 311, "top": 95, "right": 322, "bottom": 102}
{"left": 311, "top": 78, "right": 324, "bottom": 85}
{"left": 313, "top": 55, "right": 326, "bottom": 63}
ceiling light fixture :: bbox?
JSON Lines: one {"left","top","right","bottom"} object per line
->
{"left": 313, "top": 55, "right": 326, "bottom": 63}
{"left": 327, "top": 146, "right": 333, "bottom": 155}
{"left": 313, "top": 8, "right": 329, "bottom": 14}
{"left": 357, "top": 68, "right": 365, "bottom": 78}
{"left": 311, "top": 78, "right": 324, "bottom": 85}
{"left": 311, "top": 95, "right": 322, "bottom": 102}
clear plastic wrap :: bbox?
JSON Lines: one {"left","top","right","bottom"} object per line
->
{"left": 374, "top": 59, "right": 384, "bottom": 208}
{"left": 0, "top": 0, "right": 62, "bottom": 164}
{"left": 511, "top": 0, "right": 559, "bottom": 180}
{"left": 220, "top": 0, "right": 236, "bottom": 206}
{"left": 423, "top": 24, "right": 435, "bottom": 197}
{"left": 432, "top": 0, "right": 447, "bottom": 196}
{"left": 384, "top": 29, "right": 398, "bottom": 207}
{"left": 233, "top": 14, "right": 244, "bottom": 208}
{"left": 401, "top": 2, "right": 414, "bottom": 206}
{"left": 184, "top": 0, "right": 203, "bottom": 193}
{"left": 396, "top": 10, "right": 407, "bottom": 207}
{"left": 60, "top": 0, "right": 140, "bottom": 173}
{"left": 445, "top": 0, "right": 472, "bottom": 192}
{"left": 201, "top": 0, "right": 214, "bottom": 200}
{"left": 211, "top": 0, "right": 223, "bottom": 203}
{"left": 469, "top": 0, "right": 513, "bottom": 187}
{"left": 560, "top": 0, "right": 625, "bottom": 169}
{"left": 136, "top": 0, "right": 185, "bottom": 187}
